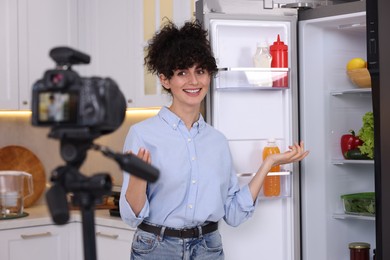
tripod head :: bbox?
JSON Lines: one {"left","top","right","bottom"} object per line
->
{"left": 46, "top": 132, "right": 159, "bottom": 225}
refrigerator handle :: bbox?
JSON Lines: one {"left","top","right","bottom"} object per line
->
{"left": 264, "top": 0, "right": 274, "bottom": 9}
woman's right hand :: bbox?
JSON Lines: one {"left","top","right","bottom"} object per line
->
{"left": 125, "top": 147, "right": 151, "bottom": 216}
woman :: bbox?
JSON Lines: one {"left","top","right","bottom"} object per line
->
{"left": 119, "top": 20, "right": 309, "bottom": 260}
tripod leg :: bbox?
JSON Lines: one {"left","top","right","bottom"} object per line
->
{"left": 80, "top": 200, "right": 97, "bottom": 260}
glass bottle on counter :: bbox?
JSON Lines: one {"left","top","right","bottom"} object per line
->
{"left": 262, "top": 138, "right": 281, "bottom": 197}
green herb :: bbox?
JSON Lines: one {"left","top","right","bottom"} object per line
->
{"left": 358, "top": 111, "right": 374, "bottom": 159}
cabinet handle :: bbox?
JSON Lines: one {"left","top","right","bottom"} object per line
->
{"left": 21, "top": 232, "right": 52, "bottom": 239}
{"left": 96, "top": 231, "right": 119, "bottom": 239}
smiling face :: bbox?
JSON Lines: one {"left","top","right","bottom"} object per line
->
{"left": 160, "top": 65, "right": 210, "bottom": 112}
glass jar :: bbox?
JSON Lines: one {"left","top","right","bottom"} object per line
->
{"left": 349, "top": 242, "right": 370, "bottom": 260}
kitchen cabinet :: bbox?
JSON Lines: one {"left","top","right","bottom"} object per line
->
{"left": 0, "top": 224, "right": 72, "bottom": 260}
{"left": 72, "top": 222, "right": 134, "bottom": 260}
{"left": 73, "top": 223, "right": 134, "bottom": 260}
{"left": 0, "top": 0, "right": 79, "bottom": 110}
{"left": 96, "top": 225, "right": 134, "bottom": 260}
{"left": 0, "top": 206, "right": 135, "bottom": 260}
{"left": 0, "top": 0, "right": 18, "bottom": 109}
{"left": 77, "top": 0, "right": 193, "bottom": 108}
{"left": 0, "top": 0, "right": 193, "bottom": 110}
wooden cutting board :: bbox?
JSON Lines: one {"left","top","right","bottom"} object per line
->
{"left": 0, "top": 145, "right": 46, "bottom": 208}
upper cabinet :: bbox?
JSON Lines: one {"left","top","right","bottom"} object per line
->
{"left": 0, "top": 0, "right": 194, "bottom": 110}
{"left": 0, "top": 0, "right": 78, "bottom": 110}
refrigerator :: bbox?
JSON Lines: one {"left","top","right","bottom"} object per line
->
{"left": 195, "top": 0, "right": 389, "bottom": 259}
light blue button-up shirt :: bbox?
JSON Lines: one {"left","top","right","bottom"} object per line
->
{"left": 120, "top": 106, "right": 256, "bottom": 229}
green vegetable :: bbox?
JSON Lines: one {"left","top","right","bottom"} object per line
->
{"left": 341, "top": 192, "right": 375, "bottom": 216}
{"left": 344, "top": 148, "right": 369, "bottom": 160}
{"left": 358, "top": 112, "right": 374, "bottom": 159}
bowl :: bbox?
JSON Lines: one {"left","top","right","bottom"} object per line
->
{"left": 341, "top": 192, "right": 375, "bottom": 216}
{"left": 346, "top": 68, "right": 371, "bottom": 88}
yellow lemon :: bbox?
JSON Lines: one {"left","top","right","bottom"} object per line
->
{"left": 346, "top": 58, "right": 366, "bottom": 70}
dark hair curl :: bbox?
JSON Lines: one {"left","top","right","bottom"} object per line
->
{"left": 144, "top": 20, "right": 218, "bottom": 80}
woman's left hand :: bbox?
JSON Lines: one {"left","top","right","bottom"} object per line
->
{"left": 267, "top": 141, "right": 309, "bottom": 168}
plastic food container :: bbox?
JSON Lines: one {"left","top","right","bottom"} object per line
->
{"left": 341, "top": 192, "right": 375, "bottom": 216}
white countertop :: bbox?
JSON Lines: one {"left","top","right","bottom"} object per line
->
{"left": 0, "top": 205, "right": 135, "bottom": 231}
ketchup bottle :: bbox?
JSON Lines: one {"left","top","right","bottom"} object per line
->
{"left": 270, "top": 34, "right": 288, "bottom": 87}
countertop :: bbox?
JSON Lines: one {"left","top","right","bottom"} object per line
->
{"left": 0, "top": 205, "right": 135, "bottom": 231}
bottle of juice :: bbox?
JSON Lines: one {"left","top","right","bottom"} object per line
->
{"left": 262, "top": 138, "right": 281, "bottom": 197}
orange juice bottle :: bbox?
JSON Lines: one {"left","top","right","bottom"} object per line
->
{"left": 262, "top": 138, "right": 281, "bottom": 197}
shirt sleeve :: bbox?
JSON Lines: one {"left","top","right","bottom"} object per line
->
{"left": 119, "top": 127, "right": 150, "bottom": 228}
{"left": 223, "top": 155, "right": 257, "bottom": 227}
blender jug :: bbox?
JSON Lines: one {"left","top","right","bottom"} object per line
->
{"left": 0, "top": 171, "right": 33, "bottom": 217}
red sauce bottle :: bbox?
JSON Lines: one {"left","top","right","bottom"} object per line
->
{"left": 270, "top": 34, "right": 288, "bottom": 88}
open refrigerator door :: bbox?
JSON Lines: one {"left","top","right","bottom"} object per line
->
{"left": 200, "top": 11, "right": 300, "bottom": 260}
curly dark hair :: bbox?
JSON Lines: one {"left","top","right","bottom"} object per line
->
{"left": 144, "top": 20, "right": 218, "bottom": 80}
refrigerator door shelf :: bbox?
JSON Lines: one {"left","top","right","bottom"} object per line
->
{"left": 216, "top": 67, "right": 290, "bottom": 89}
{"left": 237, "top": 172, "right": 292, "bottom": 198}
{"left": 237, "top": 171, "right": 291, "bottom": 177}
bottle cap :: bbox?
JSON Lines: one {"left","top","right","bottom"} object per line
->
{"left": 348, "top": 242, "right": 370, "bottom": 249}
{"left": 270, "top": 34, "right": 288, "bottom": 51}
{"left": 268, "top": 138, "right": 276, "bottom": 143}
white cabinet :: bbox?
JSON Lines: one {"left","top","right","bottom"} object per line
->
{"left": 1, "top": 0, "right": 193, "bottom": 110}
{"left": 77, "top": 0, "right": 184, "bottom": 108}
{"left": 0, "top": 224, "right": 72, "bottom": 260}
{"left": 72, "top": 222, "right": 134, "bottom": 260}
{"left": 0, "top": 0, "right": 79, "bottom": 110}
{"left": 0, "top": 0, "right": 18, "bottom": 110}
{"left": 95, "top": 225, "right": 134, "bottom": 260}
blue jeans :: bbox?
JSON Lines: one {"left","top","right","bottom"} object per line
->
{"left": 130, "top": 228, "right": 224, "bottom": 260}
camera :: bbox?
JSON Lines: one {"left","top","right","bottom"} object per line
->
{"left": 31, "top": 47, "right": 126, "bottom": 137}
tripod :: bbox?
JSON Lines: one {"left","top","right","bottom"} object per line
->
{"left": 46, "top": 129, "right": 159, "bottom": 260}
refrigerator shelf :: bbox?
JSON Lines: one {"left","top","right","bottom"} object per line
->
{"left": 330, "top": 88, "right": 371, "bottom": 96}
{"left": 216, "top": 67, "right": 290, "bottom": 89}
{"left": 332, "top": 213, "right": 375, "bottom": 221}
{"left": 331, "top": 159, "right": 374, "bottom": 165}
{"left": 237, "top": 171, "right": 291, "bottom": 177}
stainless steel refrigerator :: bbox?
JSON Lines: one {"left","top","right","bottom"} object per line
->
{"left": 196, "top": 0, "right": 387, "bottom": 259}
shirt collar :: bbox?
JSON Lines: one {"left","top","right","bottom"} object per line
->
{"left": 158, "top": 106, "right": 206, "bottom": 131}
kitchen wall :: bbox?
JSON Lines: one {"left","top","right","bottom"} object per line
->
{"left": 0, "top": 109, "right": 159, "bottom": 205}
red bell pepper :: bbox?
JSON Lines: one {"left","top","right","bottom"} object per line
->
{"left": 341, "top": 130, "right": 364, "bottom": 159}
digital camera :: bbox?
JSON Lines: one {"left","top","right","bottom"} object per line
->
{"left": 31, "top": 47, "right": 126, "bottom": 137}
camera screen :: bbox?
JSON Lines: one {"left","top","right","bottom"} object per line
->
{"left": 38, "top": 92, "right": 78, "bottom": 124}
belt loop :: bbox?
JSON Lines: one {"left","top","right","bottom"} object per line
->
{"left": 197, "top": 225, "right": 203, "bottom": 238}
{"left": 158, "top": 226, "right": 166, "bottom": 241}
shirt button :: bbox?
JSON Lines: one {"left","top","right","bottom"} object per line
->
{"left": 192, "top": 180, "right": 196, "bottom": 184}
{"left": 188, "top": 204, "right": 193, "bottom": 209}
{"left": 191, "top": 156, "right": 196, "bottom": 161}
{"left": 187, "top": 138, "right": 191, "bottom": 142}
